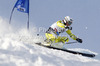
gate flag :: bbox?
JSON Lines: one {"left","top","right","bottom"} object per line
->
{"left": 9, "top": 0, "right": 29, "bottom": 29}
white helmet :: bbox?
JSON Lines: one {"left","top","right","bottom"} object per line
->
{"left": 64, "top": 16, "right": 73, "bottom": 25}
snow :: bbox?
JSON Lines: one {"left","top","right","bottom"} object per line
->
{"left": 85, "top": 27, "right": 88, "bottom": 29}
{"left": 0, "top": 17, "right": 100, "bottom": 66}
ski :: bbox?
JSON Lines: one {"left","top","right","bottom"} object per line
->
{"left": 35, "top": 42, "right": 95, "bottom": 58}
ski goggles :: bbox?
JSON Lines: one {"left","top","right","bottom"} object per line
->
{"left": 68, "top": 21, "right": 72, "bottom": 25}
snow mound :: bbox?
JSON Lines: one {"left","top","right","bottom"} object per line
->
{"left": 0, "top": 35, "right": 100, "bottom": 66}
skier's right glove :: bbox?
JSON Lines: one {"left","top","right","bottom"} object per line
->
{"left": 76, "top": 38, "right": 82, "bottom": 43}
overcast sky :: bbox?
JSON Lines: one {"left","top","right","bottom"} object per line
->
{"left": 0, "top": 0, "right": 100, "bottom": 59}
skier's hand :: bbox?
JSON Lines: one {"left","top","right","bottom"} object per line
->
{"left": 76, "top": 38, "right": 82, "bottom": 43}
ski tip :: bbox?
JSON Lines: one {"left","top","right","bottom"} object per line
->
{"left": 86, "top": 54, "right": 95, "bottom": 58}
{"left": 92, "top": 54, "right": 96, "bottom": 57}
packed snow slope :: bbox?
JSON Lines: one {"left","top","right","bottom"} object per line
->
{"left": 0, "top": 17, "right": 100, "bottom": 66}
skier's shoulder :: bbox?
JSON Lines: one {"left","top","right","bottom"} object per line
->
{"left": 55, "top": 20, "right": 66, "bottom": 28}
{"left": 52, "top": 20, "right": 62, "bottom": 25}
{"left": 57, "top": 20, "right": 62, "bottom": 23}
{"left": 56, "top": 20, "right": 64, "bottom": 25}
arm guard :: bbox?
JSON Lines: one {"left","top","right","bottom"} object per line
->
{"left": 66, "top": 29, "right": 77, "bottom": 40}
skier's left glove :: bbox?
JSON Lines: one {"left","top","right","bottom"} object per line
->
{"left": 76, "top": 38, "right": 82, "bottom": 43}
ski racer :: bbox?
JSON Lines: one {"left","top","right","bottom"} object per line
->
{"left": 45, "top": 16, "right": 82, "bottom": 45}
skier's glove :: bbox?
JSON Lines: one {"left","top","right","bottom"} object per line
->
{"left": 76, "top": 38, "right": 82, "bottom": 43}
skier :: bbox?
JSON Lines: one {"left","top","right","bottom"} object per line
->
{"left": 45, "top": 16, "right": 82, "bottom": 45}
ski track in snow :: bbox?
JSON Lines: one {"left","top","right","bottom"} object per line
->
{"left": 0, "top": 17, "right": 100, "bottom": 66}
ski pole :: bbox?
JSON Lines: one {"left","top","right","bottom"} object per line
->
{"left": 65, "top": 41, "right": 78, "bottom": 44}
